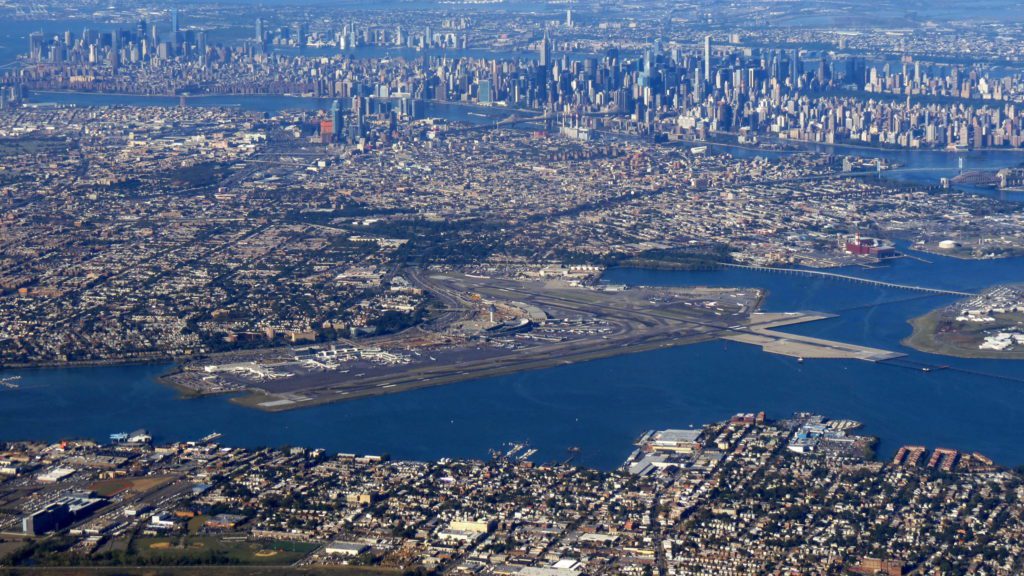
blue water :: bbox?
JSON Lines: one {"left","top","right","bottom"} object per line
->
{"left": 1, "top": 246, "right": 1022, "bottom": 470}
{"left": 716, "top": 143, "right": 1024, "bottom": 201}
{"left": 6, "top": 89, "right": 1024, "bottom": 470}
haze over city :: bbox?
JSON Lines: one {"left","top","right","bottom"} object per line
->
{"left": 0, "top": 0, "right": 1023, "bottom": 574}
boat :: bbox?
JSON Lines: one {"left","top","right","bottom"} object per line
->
{"left": 797, "top": 357, "right": 804, "bottom": 363}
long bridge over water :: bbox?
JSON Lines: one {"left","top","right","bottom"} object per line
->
{"left": 721, "top": 263, "right": 975, "bottom": 296}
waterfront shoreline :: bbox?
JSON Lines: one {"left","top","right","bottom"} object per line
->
{"left": 903, "top": 309, "right": 1024, "bottom": 360}
{"left": 234, "top": 328, "right": 726, "bottom": 412}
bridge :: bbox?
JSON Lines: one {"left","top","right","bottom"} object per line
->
{"left": 445, "top": 112, "right": 548, "bottom": 134}
{"left": 721, "top": 263, "right": 975, "bottom": 296}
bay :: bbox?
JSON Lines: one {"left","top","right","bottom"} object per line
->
{"left": 1, "top": 247, "right": 1022, "bottom": 471}
{"left": 4, "top": 90, "right": 1024, "bottom": 471}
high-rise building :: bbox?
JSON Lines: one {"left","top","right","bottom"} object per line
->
{"left": 539, "top": 29, "right": 551, "bottom": 67}
{"left": 171, "top": 9, "right": 181, "bottom": 49}
{"left": 703, "top": 35, "right": 711, "bottom": 83}
{"left": 196, "top": 30, "right": 208, "bottom": 55}
{"left": 255, "top": 18, "right": 265, "bottom": 43}
{"left": 330, "top": 99, "right": 344, "bottom": 142}
{"left": 790, "top": 49, "right": 800, "bottom": 87}
{"left": 28, "top": 32, "right": 43, "bottom": 62}
{"left": 478, "top": 79, "right": 493, "bottom": 104}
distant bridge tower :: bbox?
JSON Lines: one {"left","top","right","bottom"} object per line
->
{"left": 958, "top": 156, "right": 964, "bottom": 175}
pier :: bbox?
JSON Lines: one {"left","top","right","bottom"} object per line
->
{"left": 721, "top": 264, "right": 975, "bottom": 297}
{"left": 724, "top": 313, "right": 906, "bottom": 362}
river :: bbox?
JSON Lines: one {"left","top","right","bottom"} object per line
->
{"left": 2, "top": 92, "right": 1024, "bottom": 470}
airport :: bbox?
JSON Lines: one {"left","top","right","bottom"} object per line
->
{"left": 164, "top": 269, "right": 906, "bottom": 411}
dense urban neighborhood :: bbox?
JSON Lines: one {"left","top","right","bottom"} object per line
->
{"left": 1, "top": 413, "right": 1022, "bottom": 575}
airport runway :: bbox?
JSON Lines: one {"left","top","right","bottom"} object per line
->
{"left": 231, "top": 272, "right": 833, "bottom": 411}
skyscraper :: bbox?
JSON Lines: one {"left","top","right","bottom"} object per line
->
{"left": 330, "top": 99, "right": 344, "bottom": 142}
{"left": 704, "top": 35, "right": 711, "bottom": 83}
{"left": 539, "top": 29, "right": 551, "bottom": 67}
{"left": 28, "top": 32, "right": 43, "bottom": 62}
{"left": 478, "top": 79, "right": 493, "bottom": 104}
{"left": 171, "top": 9, "right": 180, "bottom": 49}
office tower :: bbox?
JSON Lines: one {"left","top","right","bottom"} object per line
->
{"left": 566, "top": 6, "right": 573, "bottom": 28}
{"left": 478, "top": 79, "right": 492, "bottom": 104}
{"left": 790, "top": 49, "right": 800, "bottom": 87}
{"left": 539, "top": 29, "right": 551, "bottom": 67}
{"left": 704, "top": 35, "right": 711, "bottom": 83}
{"left": 29, "top": 32, "right": 43, "bottom": 62}
{"left": 171, "top": 9, "right": 180, "bottom": 49}
{"left": 196, "top": 30, "right": 208, "bottom": 55}
{"left": 108, "top": 41, "right": 119, "bottom": 71}
{"left": 330, "top": 99, "right": 344, "bottom": 142}
{"left": 255, "top": 18, "right": 265, "bottom": 43}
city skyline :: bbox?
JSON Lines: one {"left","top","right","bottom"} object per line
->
{"left": 0, "top": 0, "right": 1023, "bottom": 574}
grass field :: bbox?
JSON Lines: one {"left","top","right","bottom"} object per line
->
{"left": 88, "top": 476, "right": 174, "bottom": 498}
{"left": 130, "top": 536, "right": 319, "bottom": 566}
{"left": 186, "top": 515, "right": 209, "bottom": 535}
{"left": 0, "top": 540, "right": 29, "bottom": 562}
